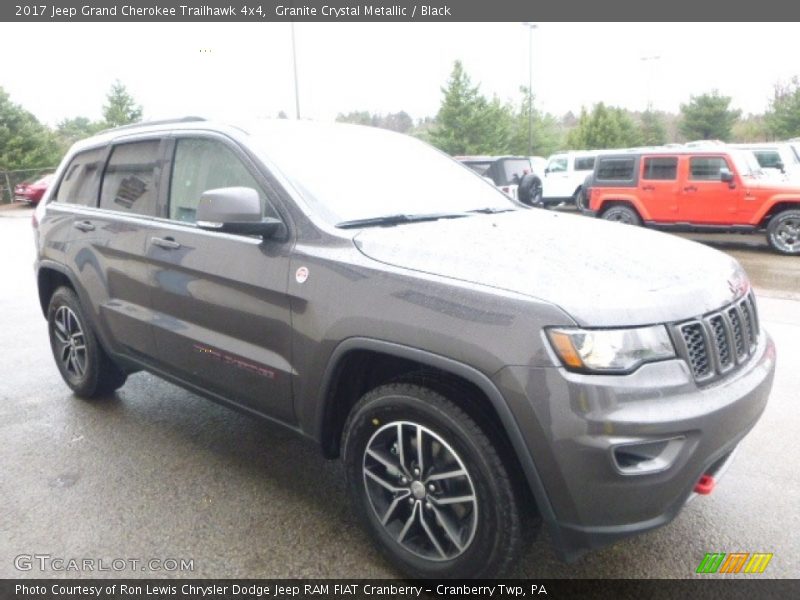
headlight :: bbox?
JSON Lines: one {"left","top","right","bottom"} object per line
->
{"left": 547, "top": 325, "right": 676, "bottom": 373}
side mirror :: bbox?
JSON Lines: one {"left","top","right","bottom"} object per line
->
{"left": 544, "top": 167, "right": 551, "bottom": 175}
{"left": 720, "top": 168, "right": 734, "bottom": 183}
{"left": 196, "top": 187, "right": 286, "bottom": 239}
{"left": 776, "top": 161, "right": 785, "bottom": 173}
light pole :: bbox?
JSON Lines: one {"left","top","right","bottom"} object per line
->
{"left": 291, "top": 22, "right": 301, "bottom": 119}
{"left": 640, "top": 55, "right": 660, "bottom": 111}
{"left": 523, "top": 22, "right": 538, "bottom": 156}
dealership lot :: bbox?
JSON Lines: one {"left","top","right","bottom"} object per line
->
{"left": 1, "top": 204, "right": 798, "bottom": 578}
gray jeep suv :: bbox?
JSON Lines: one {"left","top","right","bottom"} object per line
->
{"left": 33, "top": 118, "right": 776, "bottom": 578}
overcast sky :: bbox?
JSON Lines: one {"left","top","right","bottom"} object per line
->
{"left": 1, "top": 22, "right": 798, "bottom": 126}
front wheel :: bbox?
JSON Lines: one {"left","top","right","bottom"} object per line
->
{"left": 342, "top": 383, "right": 526, "bottom": 578}
{"left": 601, "top": 204, "right": 642, "bottom": 226}
{"left": 767, "top": 209, "right": 800, "bottom": 255}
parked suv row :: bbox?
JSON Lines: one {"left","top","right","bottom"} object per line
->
{"left": 35, "top": 119, "right": 775, "bottom": 577}
{"left": 583, "top": 148, "right": 800, "bottom": 254}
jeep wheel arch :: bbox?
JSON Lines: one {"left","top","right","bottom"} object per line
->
{"left": 313, "top": 337, "right": 563, "bottom": 548}
{"left": 599, "top": 201, "right": 644, "bottom": 224}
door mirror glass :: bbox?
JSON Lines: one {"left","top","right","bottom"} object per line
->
{"left": 196, "top": 187, "right": 286, "bottom": 238}
{"left": 719, "top": 168, "right": 734, "bottom": 183}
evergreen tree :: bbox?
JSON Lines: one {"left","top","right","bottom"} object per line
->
{"left": 679, "top": 91, "right": 740, "bottom": 141}
{"left": 102, "top": 80, "right": 143, "bottom": 128}
{"left": 638, "top": 109, "right": 667, "bottom": 146}
{"left": 509, "top": 87, "right": 562, "bottom": 156}
{"left": 428, "top": 61, "right": 513, "bottom": 155}
{"left": 765, "top": 77, "right": 800, "bottom": 139}
{"left": 566, "top": 103, "right": 641, "bottom": 150}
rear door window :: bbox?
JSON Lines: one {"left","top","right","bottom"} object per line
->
{"left": 596, "top": 157, "right": 635, "bottom": 181}
{"left": 689, "top": 157, "right": 730, "bottom": 180}
{"left": 751, "top": 150, "right": 782, "bottom": 169}
{"left": 642, "top": 157, "right": 678, "bottom": 180}
{"left": 99, "top": 140, "right": 162, "bottom": 216}
{"left": 55, "top": 147, "right": 106, "bottom": 206}
{"left": 574, "top": 156, "right": 596, "bottom": 171}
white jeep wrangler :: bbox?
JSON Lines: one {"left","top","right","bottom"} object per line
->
{"left": 541, "top": 151, "right": 597, "bottom": 207}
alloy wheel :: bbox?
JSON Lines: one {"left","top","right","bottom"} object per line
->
{"left": 773, "top": 217, "right": 800, "bottom": 253}
{"left": 607, "top": 211, "right": 633, "bottom": 224}
{"left": 362, "top": 421, "right": 478, "bottom": 561}
{"left": 52, "top": 306, "right": 87, "bottom": 379}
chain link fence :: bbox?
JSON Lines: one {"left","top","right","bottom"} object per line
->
{"left": 1, "top": 166, "right": 58, "bottom": 204}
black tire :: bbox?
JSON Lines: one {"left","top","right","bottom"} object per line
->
{"left": 342, "top": 382, "right": 526, "bottom": 578}
{"left": 47, "top": 286, "right": 127, "bottom": 398}
{"left": 766, "top": 209, "right": 800, "bottom": 255}
{"left": 574, "top": 187, "right": 587, "bottom": 211}
{"left": 529, "top": 177, "right": 543, "bottom": 207}
{"left": 601, "top": 204, "right": 642, "bottom": 226}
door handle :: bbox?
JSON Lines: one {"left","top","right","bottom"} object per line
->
{"left": 73, "top": 220, "right": 95, "bottom": 232}
{"left": 683, "top": 186, "right": 698, "bottom": 193}
{"left": 151, "top": 236, "right": 181, "bottom": 250}
{"left": 641, "top": 185, "right": 655, "bottom": 191}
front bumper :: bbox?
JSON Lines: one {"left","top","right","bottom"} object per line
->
{"left": 492, "top": 331, "right": 776, "bottom": 561}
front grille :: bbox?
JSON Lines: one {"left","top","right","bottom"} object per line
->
{"left": 676, "top": 292, "right": 760, "bottom": 383}
{"left": 709, "top": 315, "right": 732, "bottom": 368}
{"left": 681, "top": 323, "right": 711, "bottom": 378}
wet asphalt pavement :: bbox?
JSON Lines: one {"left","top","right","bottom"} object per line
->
{"left": 0, "top": 204, "right": 798, "bottom": 579}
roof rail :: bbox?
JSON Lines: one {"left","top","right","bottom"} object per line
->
{"left": 99, "top": 116, "right": 206, "bottom": 134}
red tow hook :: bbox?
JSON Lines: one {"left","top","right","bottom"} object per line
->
{"left": 694, "top": 474, "right": 716, "bottom": 495}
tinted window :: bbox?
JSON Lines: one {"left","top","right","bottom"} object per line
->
{"left": 574, "top": 156, "right": 595, "bottom": 171}
{"left": 100, "top": 141, "right": 162, "bottom": 216}
{"left": 547, "top": 157, "right": 567, "bottom": 173}
{"left": 596, "top": 158, "right": 635, "bottom": 181}
{"left": 55, "top": 147, "right": 106, "bottom": 206}
{"left": 501, "top": 159, "right": 531, "bottom": 185}
{"left": 752, "top": 150, "right": 782, "bottom": 169}
{"left": 689, "top": 157, "right": 729, "bottom": 180}
{"left": 169, "top": 138, "right": 276, "bottom": 223}
{"left": 643, "top": 157, "right": 678, "bottom": 180}
{"left": 462, "top": 161, "right": 492, "bottom": 177}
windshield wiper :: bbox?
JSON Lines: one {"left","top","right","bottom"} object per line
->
{"left": 336, "top": 213, "right": 467, "bottom": 229}
{"left": 467, "top": 207, "right": 516, "bottom": 214}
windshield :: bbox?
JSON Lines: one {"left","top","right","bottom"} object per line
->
{"left": 729, "top": 149, "right": 762, "bottom": 178}
{"left": 247, "top": 122, "right": 514, "bottom": 225}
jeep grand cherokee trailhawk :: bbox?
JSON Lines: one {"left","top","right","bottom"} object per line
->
{"left": 33, "top": 118, "right": 776, "bottom": 578}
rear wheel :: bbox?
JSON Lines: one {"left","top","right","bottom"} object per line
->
{"left": 47, "top": 287, "right": 127, "bottom": 398}
{"left": 601, "top": 204, "right": 642, "bottom": 226}
{"left": 767, "top": 209, "right": 800, "bottom": 255}
{"left": 342, "top": 382, "right": 526, "bottom": 578}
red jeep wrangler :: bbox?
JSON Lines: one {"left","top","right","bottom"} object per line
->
{"left": 583, "top": 148, "right": 800, "bottom": 254}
